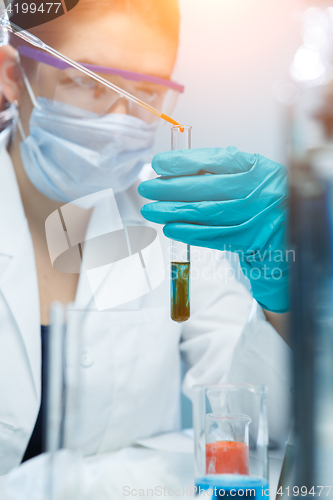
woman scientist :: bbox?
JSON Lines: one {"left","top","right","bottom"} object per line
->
{"left": 0, "top": 0, "right": 290, "bottom": 481}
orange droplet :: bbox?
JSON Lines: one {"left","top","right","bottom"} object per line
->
{"left": 161, "top": 113, "right": 180, "bottom": 126}
{"left": 160, "top": 114, "right": 185, "bottom": 133}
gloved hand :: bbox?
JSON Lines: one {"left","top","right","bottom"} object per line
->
{"left": 138, "top": 146, "right": 290, "bottom": 313}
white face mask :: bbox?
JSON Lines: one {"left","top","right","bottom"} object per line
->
{"left": 19, "top": 87, "right": 157, "bottom": 205}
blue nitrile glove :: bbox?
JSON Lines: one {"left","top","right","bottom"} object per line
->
{"left": 138, "top": 147, "right": 290, "bottom": 313}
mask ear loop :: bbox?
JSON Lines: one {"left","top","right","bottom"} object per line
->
{"left": 13, "top": 99, "right": 26, "bottom": 141}
{"left": 15, "top": 52, "right": 42, "bottom": 141}
{"left": 18, "top": 60, "right": 40, "bottom": 110}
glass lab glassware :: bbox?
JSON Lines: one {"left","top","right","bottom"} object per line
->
{"left": 170, "top": 125, "right": 191, "bottom": 322}
{"left": 283, "top": 7, "right": 333, "bottom": 491}
{"left": 44, "top": 302, "right": 84, "bottom": 500}
{"left": 46, "top": 302, "right": 84, "bottom": 452}
{"left": 193, "top": 384, "right": 269, "bottom": 498}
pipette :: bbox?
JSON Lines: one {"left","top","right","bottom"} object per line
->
{"left": 0, "top": 15, "right": 181, "bottom": 127}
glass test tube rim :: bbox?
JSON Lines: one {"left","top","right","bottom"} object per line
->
{"left": 193, "top": 383, "right": 268, "bottom": 396}
{"left": 206, "top": 413, "right": 253, "bottom": 424}
{"left": 170, "top": 124, "right": 192, "bottom": 131}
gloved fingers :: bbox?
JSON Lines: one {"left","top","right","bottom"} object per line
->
{"left": 163, "top": 223, "right": 253, "bottom": 253}
{"left": 139, "top": 156, "right": 287, "bottom": 202}
{"left": 139, "top": 171, "right": 257, "bottom": 202}
{"left": 152, "top": 146, "right": 255, "bottom": 177}
{"left": 141, "top": 197, "right": 272, "bottom": 226}
{"left": 162, "top": 205, "right": 287, "bottom": 249}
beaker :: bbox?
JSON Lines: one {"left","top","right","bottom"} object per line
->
{"left": 205, "top": 413, "right": 251, "bottom": 475}
{"left": 193, "top": 384, "right": 269, "bottom": 498}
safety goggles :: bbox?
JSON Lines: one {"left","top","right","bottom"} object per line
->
{"left": 17, "top": 45, "right": 184, "bottom": 123}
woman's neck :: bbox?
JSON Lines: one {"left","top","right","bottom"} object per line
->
{"left": 9, "top": 130, "right": 62, "bottom": 234}
{"left": 9, "top": 129, "right": 80, "bottom": 325}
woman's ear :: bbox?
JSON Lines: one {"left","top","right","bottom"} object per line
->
{"left": 0, "top": 45, "right": 24, "bottom": 105}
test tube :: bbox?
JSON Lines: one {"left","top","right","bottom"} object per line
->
{"left": 170, "top": 125, "right": 192, "bottom": 322}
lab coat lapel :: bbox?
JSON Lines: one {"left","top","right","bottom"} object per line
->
{"left": 0, "top": 143, "right": 41, "bottom": 398}
{"left": 0, "top": 233, "right": 41, "bottom": 399}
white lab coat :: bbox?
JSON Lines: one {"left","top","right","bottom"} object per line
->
{"left": 0, "top": 130, "right": 291, "bottom": 477}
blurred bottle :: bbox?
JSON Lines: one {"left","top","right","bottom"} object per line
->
{"left": 285, "top": 5, "right": 333, "bottom": 496}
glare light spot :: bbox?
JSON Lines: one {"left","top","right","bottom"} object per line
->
{"left": 291, "top": 46, "right": 326, "bottom": 83}
{"left": 303, "top": 25, "right": 327, "bottom": 49}
{"left": 303, "top": 9, "right": 328, "bottom": 33}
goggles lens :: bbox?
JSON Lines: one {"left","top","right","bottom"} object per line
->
{"left": 19, "top": 47, "right": 184, "bottom": 124}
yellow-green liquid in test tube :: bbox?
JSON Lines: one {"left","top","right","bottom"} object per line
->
{"left": 170, "top": 125, "right": 191, "bottom": 322}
